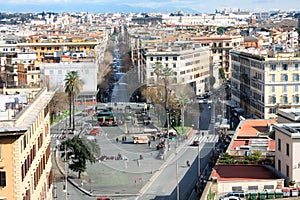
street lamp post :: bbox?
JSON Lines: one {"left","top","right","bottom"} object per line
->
{"left": 175, "top": 130, "right": 179, "bottom": 200}
{"left": 64, "top": 143, "right": 68, "bottom": 200}
{"left": 198, "top": 144, "right": 201, "bottom": 179}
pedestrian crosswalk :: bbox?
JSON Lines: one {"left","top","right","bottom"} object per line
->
{"left": 50, "top": 134, "right": 61, "bottom": 139}
{"left": 191, "top": 135, "right": 219, "bottom": 144}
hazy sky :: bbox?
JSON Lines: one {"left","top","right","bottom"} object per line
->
{"left": 2, "top": 0, "right": 300, "bottom": 13}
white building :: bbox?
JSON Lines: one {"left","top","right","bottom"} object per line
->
{"left": 141, "top": 41, "right": 210, "bottom": 96}
{"left": 273, "top": 123, "right": 300, "bottom": 186}
{"left": 41, "top": 61, "right": 98, "bottom": 101}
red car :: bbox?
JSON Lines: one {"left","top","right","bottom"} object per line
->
{"left": 90, "top": 129, "right": 101, "bottom": 135}
{"left": 97, "top": 197, "right": 113, "bottom": 200}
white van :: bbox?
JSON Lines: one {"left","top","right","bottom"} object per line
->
{"left": 220, "top": 192, "right": 245, "bottom": 200}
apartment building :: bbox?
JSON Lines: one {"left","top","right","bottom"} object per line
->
{"left": 140, "top": 41, "right": 210, "bottom": 96}
{"left": 0, "top": 87, "right": 53, "bottom": 200}
{"left": 19, "top": 36, "right": 99, "bottom": 63}
{"left": 0, "top": 50, "right": 40, "bottom": 88}
{"left": 273, "top": 122, "right": 300, "bottom": 186}
{"left": 231, "top": 50, "right": 300, "bottom": 119}
{"left": 191, "top": 35, "right": 244, "bottom": 80}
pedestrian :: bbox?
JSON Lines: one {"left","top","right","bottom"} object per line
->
{"left": 80, "top": 181, "right": 83, "bottom": 187}
{"left": 124, "top": 136, "right": 127, "bottom": 141}
{"left": 116, "top": 137, "right": 119, "bottom": 143}
{"left": 186, "top": 160, "right": 190, "bottom": 167}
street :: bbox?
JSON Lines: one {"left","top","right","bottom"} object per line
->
{"left": 50, "top": 37, "right": 221, "bottom": 200}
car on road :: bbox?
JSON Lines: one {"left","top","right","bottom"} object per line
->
{"left": 97, "top": 196, "right": 114, "bottom": 200}
{"left": 191, "top": 140, "right": 200, "bottom": 146}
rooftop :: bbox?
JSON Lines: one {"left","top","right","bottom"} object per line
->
{"left": 212, "top": 164, "right": 281, "bottom": 181}
{"left": 236, "top": 119, "right": 276, "bottom": 138}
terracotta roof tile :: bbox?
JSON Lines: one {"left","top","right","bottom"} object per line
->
{"left": 237, "top": 119, "right": 276, "bottom": 138}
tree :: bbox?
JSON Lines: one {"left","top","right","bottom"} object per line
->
{"left": 219, "top": 68, "right": 226, "bottom": 81}
{"left": 61, "top": 136, "right": 98, "bottom": 178}
{"left": 153, "top": 62, "right": 173, "bottom": 127}
{"left": 49, "top": 91, "right": 68, "bottom": 123}
{"left": 178, "top": 94, "right": 189, "bottom": 134}
{"left": 64, "top": 71, "right": 83, "bottom": 131}
{"left": 153, "top": 61, "right": 163, "bottom": 84}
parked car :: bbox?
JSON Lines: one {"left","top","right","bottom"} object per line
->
{"left": 97, "top": 196, "right": 113, "bottom": 200}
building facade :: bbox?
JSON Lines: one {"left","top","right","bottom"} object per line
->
{"left": 273, "top": 123, "right": 300, "bottom": 186}
{"left": 192, "top": 35, "right": 244, "bottom": 80}
{"left": 141, "top": 41, "right": 210, "bottom": 96}
{"left": 231, "top": 50, "right": 300, "bottom": 119}
{"left": 41, "top": 60, "right": 98, "bottom": 103}
{"left": 0, "top": 87, "right": 53, "bottom": 200}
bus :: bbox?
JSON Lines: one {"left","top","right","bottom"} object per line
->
{"left": 133, "top": 135, "right": 149, "bottom": 144}
{"left": 95, "top": 107, "right": 117, "bottom": 126}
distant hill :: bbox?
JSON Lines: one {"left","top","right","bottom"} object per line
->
{"left": 0, "top": 3, "right": 199, "bottom": 14}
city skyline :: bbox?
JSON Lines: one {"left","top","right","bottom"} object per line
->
{"left": 1, "top": 0, "right": 300, "bottom": 14}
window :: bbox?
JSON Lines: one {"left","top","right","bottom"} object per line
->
{"left": 286, "top": 143, "right": 289, "bottom": 156}
{"left": 278, "top": 138, "right": 281, "bottom": 151}
{"left": 271, "top": 74, "right": 275, "bottom": 82}
{"left": 173, "top": 63, "right": 176, "bottom": 68}
{"left": 270, "top": 96, "right": 276, "bottom": 104}
{"left": 294, "top": 95, "right": 299, "bottom": 104}
{"left": 282, "top": 95, "right": 288, "bottom": 104}
{"left": 278, "top": 159, "right": 281, "bottom": 171}
{"left": 58, "top": 70, "right": 62, "bottom": 75}
{"left": 295, "top": 85, "right": 299, "bottom": 92}
{"left": 282, "top": 86, "right": 287, "bottom": 93}
{"left": 47, "top": 47, "right": 51, "bottom": 51}
{"left": 282, "top": 64, "right": 288, "bottom": 70}
{"left": 0, "top": 171, "right": 6, "bottom": 187}
{"left": 286, "top": 165, "right": 289, "bottom": 177}
{"left": 165, "top": 57, "right": 168, "bottom": 61}
{"left": 150, "top": 57, "right": 153, "bottom": 61}
{"left": 173, "top": 57, "right": 177, "bottom": 61}
{"left": 295, "top": 63, "right": 298, "bottom": 70}
{"left": 150, "top": 72, "right": 154, "bottom": 76}
{"left": 294, "top": 74, "right": 299, "bottom": 81}
{"left": 270, "top": 64, "right": 276, "bottom": 71}
{"left": 264, "top": 185, "right": 274, "bottom": 190}
{"left": 271, "top": 86, "right": 275, "bottom": 93}
{"left": 282, "top": 74, "right": 288, "bottom": 82}
{"left": 31, "top": 75, "right": 34, "bottom": 79}
{"left": 232, "top": 186, "right": 242, "bottom": 191}
{"left": 270, "top": 107, "right": 276, "bottom": 114}
{"left": 248, "top": 186, "right": 258, "bottom": 190}
{"left": 41, "top": 47, "right": 44, "bottom": 50}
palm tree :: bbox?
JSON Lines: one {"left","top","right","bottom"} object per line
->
{"left": 153, "top": 61, "right": 173, "bottom": 127}
{"left": 161, "top": 66, "right": 173, "bottom": 110}
{"left": 64, "top": 71, "right": 83, "bottom": 131}
{"left": 178, "top": 94, "right": 189, "bottom": 134}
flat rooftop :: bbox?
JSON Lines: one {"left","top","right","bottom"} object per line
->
{"left": 212, "top": 164, "right": 281, "bottom": 181}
